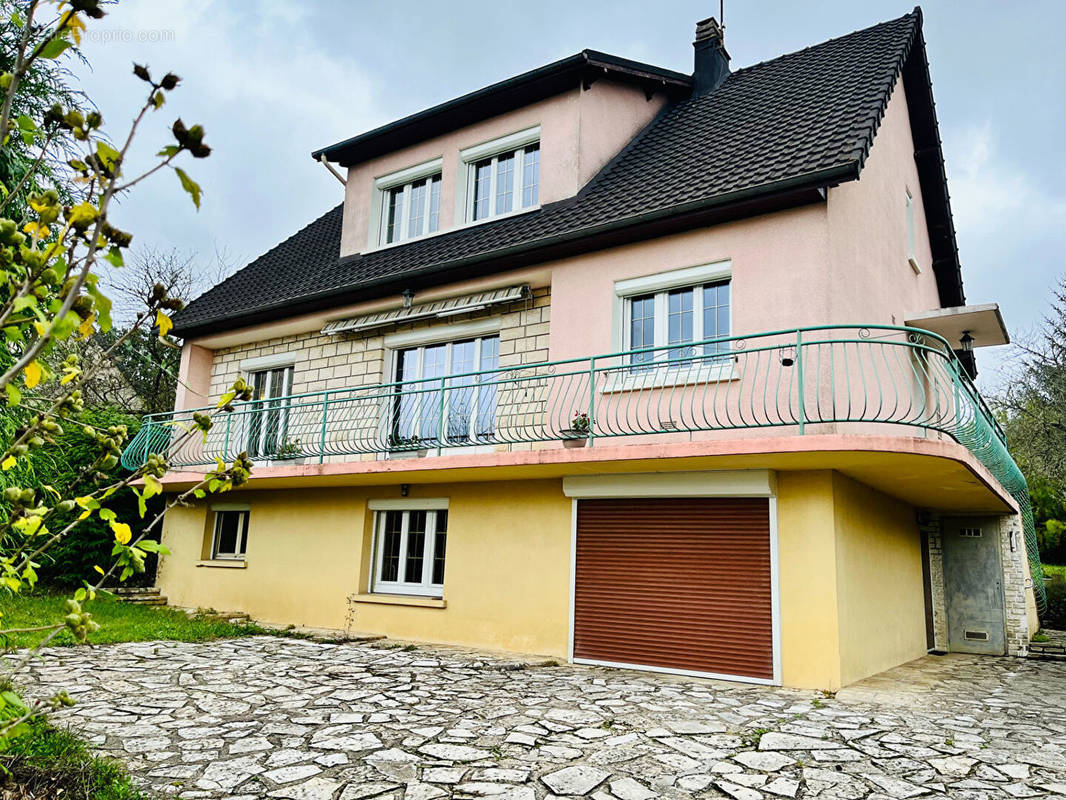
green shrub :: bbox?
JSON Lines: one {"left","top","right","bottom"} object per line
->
{"left": 0, "top": 405, "right": 162, "bottom": 589}
{"left": 0, "top": 721, "right": 148, "bottom": 799}
{"left": 1042, "top": 565, "right": 1066, "bottom": 630}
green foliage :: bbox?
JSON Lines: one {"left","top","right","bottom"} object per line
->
{"left": 0, "top": 592, "right": 268, "bottom": 649}
{"left": 0, "top": 721, "right": 148, "bottom": 799}
{"left": 0, "top": 405, "right": 162, "bottom": 587}
{"left": 1042, "top": 564, "right": 1066, "bottom": 630}
{"left": 1030, "top": 478, "right": 1066, "bottom": 565}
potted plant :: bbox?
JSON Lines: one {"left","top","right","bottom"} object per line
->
{"left": 387, "top": 433, "right": 429, "bottom": 458}
{"left": 561, "top": 412, "right": 591, "bottom": 447}
{"left": 273, "top": 437, "right": 306, "bottom": 465}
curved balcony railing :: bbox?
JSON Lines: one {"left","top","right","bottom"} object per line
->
{"left": 121, "top": 324, "right": 1043, "bottom": 608}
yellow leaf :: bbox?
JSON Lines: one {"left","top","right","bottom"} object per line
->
{"left": 110, "top": 520, "right": 132, "bottom": 545}
{"left": 143, "top": 474, "right": 162, "bottom": 500}
{"left": 94, "top": 565, "right": 105, "bottom": 576}
{"left": 1, "top": 455, "right": 16, "bottom": 471}
{"left": 24, "top": 361, "right": 42, "bottom": 389}
{"left": 33, "top": 321, "right": 46, "bottom": 336}
{"left": 156, "top": 310, "right": 173, "bottom": 337}
{"left": 78, "top": 312, "right": 95, "bottom": 339}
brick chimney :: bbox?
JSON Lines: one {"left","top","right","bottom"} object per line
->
{"left": 693, "top": 17, "right": 730, "bottom": 94}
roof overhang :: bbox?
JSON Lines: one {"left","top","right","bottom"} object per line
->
{"left": 312, "top": 50, "right": 692, "bottom": 168}
{"left": 905, "top": 303, "right": 1009, "bottom": 349}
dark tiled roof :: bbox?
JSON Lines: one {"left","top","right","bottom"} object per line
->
{"left": 175, "top": 9, "right": 952, "bottom": 336}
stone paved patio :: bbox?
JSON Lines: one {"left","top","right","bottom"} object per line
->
{"left": 23, "top": 637, "right": 1066, "bottom": 799}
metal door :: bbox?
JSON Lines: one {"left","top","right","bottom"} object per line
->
{"left": 941, "top": 517, "right": 1006, "bottom": 655}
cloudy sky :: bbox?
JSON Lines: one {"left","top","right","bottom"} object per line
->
{"left": 69, "top": 1, "right": 1065, "bottom": 387}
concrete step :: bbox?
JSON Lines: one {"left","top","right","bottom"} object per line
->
{"left": 123, "top": 596, "right": 168, "bottom": 606}
{"left": 112, "top": 586, "right": 162, "bottom": 596}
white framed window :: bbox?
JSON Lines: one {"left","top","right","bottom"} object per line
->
{"left": 246, "top": 364, "right": 293, "bottom": 458}
{"left": 372, "top": 507, "right": 448, "bottom": 596}
{"left": 372, "top": 158, "right": 443, "bottom": 247}
{"left": 391, "top": 333, "right": 500, "bottom": 447}
{"left": 623, "top": 280, "right": 731, "bottom": 368}
{"left": 905, "top": 189, "right": 920, "bottom": 273}
{"left": 460, "top": 127, "right": 540, "bottom": 224}
{"left": 211, "top": 509, "right": 249, "bottom": 560}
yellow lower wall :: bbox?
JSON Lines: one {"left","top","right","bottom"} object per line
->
{"left": 157, "top": 469, "right": 928, "bottom": 688}
{"left": 832, "top": 473, "right": 927, "bottom": 687}
{"left": 158, "top": 480, "right": 573, "bottom": 657}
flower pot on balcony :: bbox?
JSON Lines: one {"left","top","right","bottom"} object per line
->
{"left": 560, "top": 429, "right": 588, "bottom": 447}
{"left": 389, "top": 448, "right": 429, "bottom": 459}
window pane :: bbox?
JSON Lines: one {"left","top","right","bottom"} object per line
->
{"left": 238, "top": 512, "right": 248, "bottom": 555}
{"left": 408, "top": 180, "right": 427, "bottom": 239}
{"left": 214, "top": 512, "right": 241, "bottom": 556}
{"left": 420, "top": 344, "right": 447, "bottom": 440}
{"left": 428, "top": 176, "right": 441, "bottom": 233}
{"left": 630, "top": 294, "right": 656, "bottom": 366}
{"left": 405, "top": 510, "right": 427, "bottom": 583}
{"left": 476, "top": 336, "right": 499, "bottom": 437}
{"left": 495, "top": 152, "right": 515, "bottom": 215}
{"left": 703, "top": 281, "right": 731, "bottom": 356}
{"left": 447, "top": 340, "right": 476, "bottom": 441}
{"left": 522, "top": 144, "right": 539, "bottom": 208}
{"left": 386, "top": 186, "right": 404, "bottom": 244}
{"left": 668, "top": 288, "right": 695, "bottom": 363}
{"left": 380, "top": 511, "right": 402, "bottom": 582}
{"left": 432, "top": 510, "right": 447, "bottom": 585}
{"left": 473, "top": 159, "right": 493, "bottom": 220}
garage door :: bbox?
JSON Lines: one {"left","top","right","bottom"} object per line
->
{"left": 573, "top": 498, "right": 774, "bottom": 680}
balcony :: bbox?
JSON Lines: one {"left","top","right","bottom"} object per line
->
{"left": 123, "top": 323, "right": 1011, "bottom": 467}
{"left": 122, "top": 323, "right": 1042, "bottom": 603}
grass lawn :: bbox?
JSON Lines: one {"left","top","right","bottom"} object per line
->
{"left": 0, "top": 591, "right": 268, "bottom": 650}
{"left": 0, "top": 722, "right": 148, "bottom": 799}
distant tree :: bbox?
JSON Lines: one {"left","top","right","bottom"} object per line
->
{"left": 997, "top": 275, "right": 1066, "bottom": 562}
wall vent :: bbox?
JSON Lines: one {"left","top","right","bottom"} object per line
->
{"left": 959, "top": 528, "right": 982, "bottom": 538}
{"left": 964, "top": 630, "right": 989, "bottom": 641}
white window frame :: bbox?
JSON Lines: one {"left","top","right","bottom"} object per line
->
{"left": 905, "top": 189, "right": 921, "bottom": 274}
{"left": 370, "top": 158, "right": 444, "bottom": 248}
{"left": 458, "top": 126, "right": 540, "bottom": 225}
{"left": 370, "top": 501, "right": 449, "bottom": 597}
{"left": 609, "top": 262, "right": 735, "bottom": 390}
{"left": 386, "top": 330, "right": 501, "bottom": 450}
{"left": 244, "top": 363, "right": 294, "bottom": 459}
{"left": 210, "top": 507, "right": 249, "bottom": 560}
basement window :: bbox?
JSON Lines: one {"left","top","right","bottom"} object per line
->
{"left": 372, "top": 507, "right": 448, "bottom": 597}
{"left": 211, "top": 509, "right": 249, "bottom": 560}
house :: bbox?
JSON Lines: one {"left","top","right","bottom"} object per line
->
{"left": 125, "top": 8, "right": 1043, "bottom": 690}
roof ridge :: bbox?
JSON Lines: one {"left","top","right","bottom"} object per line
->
{"left": 728, "top": 10, "right": 919, "bottom": 80}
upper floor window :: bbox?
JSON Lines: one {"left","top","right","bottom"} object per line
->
{"left": 460, "top": 127, "right": 540, "bottom": 223}
{"left": 905, "top": 189, "right": 920, "bottom": 273}
{"left": 374, "top": 158, "right": 443, "bottom": 247}
{"left": 247, "top": 364, "right": 293, "bottom": 458}
{"left": 615, "top": 262, "right": 732, "bottom": 372}
{"left": 392, "top": 334, "right": 500, "bottom": 447}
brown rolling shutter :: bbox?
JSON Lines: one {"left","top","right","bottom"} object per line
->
{"left": 573, "top": 498, "right": 773, "bottom": 680}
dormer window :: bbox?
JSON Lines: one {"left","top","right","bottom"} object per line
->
{"left": 373, "top": 158, "right": 443, "bottom": 247}
{"left": 460, "top": 126, "right": 540, "bottom": 224}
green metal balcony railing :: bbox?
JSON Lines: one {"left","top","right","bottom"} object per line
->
{"left": 121, "top": 324, "right": 1044, "bottom": 609}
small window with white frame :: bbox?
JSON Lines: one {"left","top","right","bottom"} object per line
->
{"left": 905, "top": 189, "right": 920, "bottom": 273}
{"left": 374, "top": 159, "right": 443, "bottom": 247}
{"left": 371, "top": 506, "right": 448, "bottom": 596}
{"left": 460, "top": 127, "right": 540, "bottom": 224}
{"left": 621, "top": 278, "right": 731, "bottom": 370}
{"left": 211, "top": 508, "right": 249, "bottom": 560}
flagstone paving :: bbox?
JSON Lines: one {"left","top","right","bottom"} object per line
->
{"left": 23, "top": 637, "right": 1066, "bottom": 798}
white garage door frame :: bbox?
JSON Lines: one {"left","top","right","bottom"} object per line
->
{"left": 563, "top": 469, "right": 782, "bottom": 686}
